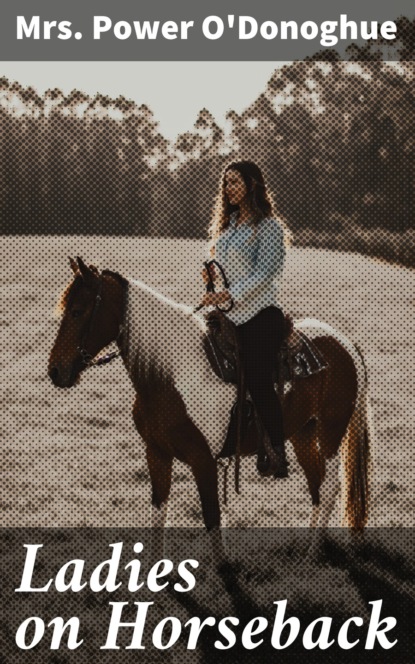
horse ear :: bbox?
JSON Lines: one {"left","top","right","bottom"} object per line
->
{"left": 69, "top": 257, "right": 78, "bottom": 275}
{"left": 76, "top": 257, "right": 96, "bottom": 285}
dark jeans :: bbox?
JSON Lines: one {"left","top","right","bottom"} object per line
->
{"left": 236, "top": 307, "right": 285, "bottom": 451}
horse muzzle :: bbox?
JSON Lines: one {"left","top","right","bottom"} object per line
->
{"left": 48, "top": 362, "right": 81, "bottom": 388}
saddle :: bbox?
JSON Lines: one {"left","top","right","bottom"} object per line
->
{"left": 203, "top": 310, "right": 328, "bottom": 475}
{"left": 203, "top": 310, "right": 328, "bottom": 390}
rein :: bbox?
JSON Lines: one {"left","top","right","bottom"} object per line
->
{"left": 77, "top": 274, "right": 124, "bottom": 369}
{"left": 195, "top": 260, "right": 243, "bottom": 495}
{"left": 194, "top": 260, "right": 234, "bottom": 314}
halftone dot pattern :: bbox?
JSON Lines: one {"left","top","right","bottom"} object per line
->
{"left": 1, "top": 62, "right": 415, "bottom": 660}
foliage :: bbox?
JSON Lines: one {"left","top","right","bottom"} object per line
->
{"left": 1, "top": 43, "right": 415, "bottom": 267}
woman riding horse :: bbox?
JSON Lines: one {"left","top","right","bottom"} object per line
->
{"left": 200, "top": 161, "right": 290, "bottom": 478}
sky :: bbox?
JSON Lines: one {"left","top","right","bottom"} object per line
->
{"left": 1, "top": 62, "right": 286, "bottom": 140}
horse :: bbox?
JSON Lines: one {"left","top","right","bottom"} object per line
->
{"left": 48, "top": 257, "right": 371, "bottom": 543}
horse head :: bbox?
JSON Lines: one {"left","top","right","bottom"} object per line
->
{"left": 48, "top": 257, "right": 126, "bottom": 388}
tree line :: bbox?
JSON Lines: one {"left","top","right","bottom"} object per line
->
{"left": 1, "top": 49, "right": 415, "bottom": 265}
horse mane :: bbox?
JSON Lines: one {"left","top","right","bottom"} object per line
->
{"left": 125, "top": 278, "right": 206, "bottom": 388}
{"left": 102, "top": 269, "right": 129, "bottom": 288}
{"left": 55, "top": 268, "right": 207, "bottom": 391}
{"left": 128, "top": 278, "right": 195, "bottom": 317}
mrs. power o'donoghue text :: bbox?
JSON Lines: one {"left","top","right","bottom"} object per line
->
{"left": 16, "top": 15, "right": 397, "bottom": 47}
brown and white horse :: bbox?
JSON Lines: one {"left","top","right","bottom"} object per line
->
{"left": 49, "top": 257, "right": 371, "bottom": 537}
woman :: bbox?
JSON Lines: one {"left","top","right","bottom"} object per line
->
{"left": 200, "top": 161, "right": 289, "bottom": 478}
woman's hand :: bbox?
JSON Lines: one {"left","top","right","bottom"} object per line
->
{"left": 200, "top": 290, "right": 232, "bottom": 307}
{"left": 201, "top": 264, "right": 217, "bottom": 285}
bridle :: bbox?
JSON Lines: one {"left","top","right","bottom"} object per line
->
{"left": 77, "top": 260, "right": 232, "bottom": 368}
{"left": 77, "top": 274, "right": 124, "bottom": 369}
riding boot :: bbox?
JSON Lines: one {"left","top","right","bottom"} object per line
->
{"left": 256, "top": 391, "right": 288, "bottom": 478}
{"left": 256, "top": 434, "right": 289, "bottom": 478}
{"left": 236, "top": 306, "right": 289, "bottom": 479}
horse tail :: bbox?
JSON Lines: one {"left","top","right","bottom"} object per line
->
{"left": 340, "top": 343, "right": 372, "bottom": 531}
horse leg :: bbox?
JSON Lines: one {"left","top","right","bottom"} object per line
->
{"left": 145, "top": 442, "right": 173, "bottom": 558}
{"left": 172, "top": 418, "right": 225, "bottom": 565}
{"left": 317, "top": 417, "right": 350, "bottom": 529}
{"left": 310, "top": 504, "right": 320, "bottom": 529}
{"left": 217, "top": 460, "right": 230, "bottom": 529}
{"left": 290, "top": 419, "right": 327, "bottom": 557}
{"left": 303, "top": 418, "right": 348, "bottom": 558}
{"left": 291, "top": 419, "right": 324, "bottom": 526}
{"left": 318, "top": 453, "right": 340, "bottom": 529}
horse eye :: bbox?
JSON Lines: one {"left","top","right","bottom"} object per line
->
{"left": 71, "top": 309, "right": 83, "bottom": 319}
